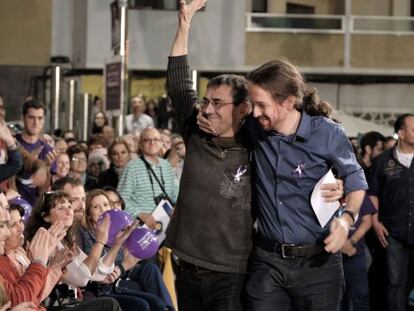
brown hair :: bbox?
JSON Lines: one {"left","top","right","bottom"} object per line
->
{"left": 108, "top": 138, "right": 131, "bottom": 163}
{"left": 247, "top": 59, "right": 332, "bottom": 117}
{"left": 83, "top": 189, "right": 111, "bottom": 231}
{"left": 24, "top": 191, "right": 76, "bottom": 250}
{"left": 207, "top": 74, "right": 248, "bottom": 106}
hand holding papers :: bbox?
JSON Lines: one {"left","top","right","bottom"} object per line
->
{"left": 311, "top": 169, "right": 340, "bottom": 227}
{"left": 143, "top": 199, "right": 174, "bottom": 243}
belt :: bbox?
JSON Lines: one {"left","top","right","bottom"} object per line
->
{"left": 256, "top": 234, "right": 325, "bottom": 259}
{"left": 173, "top": 259, "right": 213, "bottom": 274}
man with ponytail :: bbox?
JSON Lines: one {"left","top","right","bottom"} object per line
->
{"left": 239, "top": 60, "right": 367, "bottom": 311}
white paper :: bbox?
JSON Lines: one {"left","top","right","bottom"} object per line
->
{"left": 143, "top": 199, "right": 174, "bottom": 243}
{"left": 311, "top": 169, "right": 340, "bottom": 227}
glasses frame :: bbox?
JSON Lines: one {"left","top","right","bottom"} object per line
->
{"left": 199, "top": 98, "right": 234, "bottom": 111}
{"left": 141, "top": 138, "right": 161, "bottom": 144}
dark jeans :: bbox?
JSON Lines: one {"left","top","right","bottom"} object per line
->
{"left": 65, "top": 297, "right": 122, "bottom": 311}
{"left": 245, "top": 246, "right": 344, "bottom": 311}
{"left": 341, "top": 252, "right": 370, "bottom": 311}
{"left": 123, "top": 263, "right": 174, "bottom": 310}
{"left": 366, "top": 229, "right": 387, "bottom": 311}
{"left": 92, "top": 263, "right": 171, "bottom": 311}
{"left": 385, "top": 236, "right": 414, "bottom": 311}
{"left": 105, "top": 293, "right": 151, "bottom": 311}
{"left": 173, "top": 262, "right": 246, "bottom": 311}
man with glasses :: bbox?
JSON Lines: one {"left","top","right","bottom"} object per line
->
{"left": 117, "top": 128, "right": 178, "bottom": 229}
{"left": 164, "top": 2, "right": 254, "bottom": 310}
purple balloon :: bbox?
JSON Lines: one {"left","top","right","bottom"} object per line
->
{"left": 97, "top": 209, "right": 133, "bottom": 246}
{"left": 126, "top": 227, "right": 159, "bottom": 259}
{"left": 9, "top": 196, "right": 32, "bottom": 223}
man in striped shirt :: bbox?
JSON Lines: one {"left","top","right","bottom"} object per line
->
{"left": 117, "top": 128, "right": 179, "bottom": 229}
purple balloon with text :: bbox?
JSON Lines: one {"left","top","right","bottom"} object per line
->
{"left": 97, "top": 209, "right": 133, "bottom": 246}
{"left": 126, "top": 227, "right": 159, "bottom": 259}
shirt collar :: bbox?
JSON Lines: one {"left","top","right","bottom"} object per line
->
{"left": 293, "top": 111, "right": 311, "bottom": 142}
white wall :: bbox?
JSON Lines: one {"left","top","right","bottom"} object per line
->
{"left": 51, "top": 0, "right": 73, "bottom": 57}
{"left": 312, "top": 82, "right": 414, "bottom": 113}
{"left": 53, "top": 0, "right": 246, "bottom": 70}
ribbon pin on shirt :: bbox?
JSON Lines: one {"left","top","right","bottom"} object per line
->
{"left": 292, "top": 162, "right": 305, "bottom": 178}
{"left": 234, "top": 165, "right": 247, "bottom": 182}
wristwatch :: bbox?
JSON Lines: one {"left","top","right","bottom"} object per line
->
{"left": 341, "top": 209, "right": 356, "bottom": 224}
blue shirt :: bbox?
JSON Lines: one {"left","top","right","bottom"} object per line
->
{"left": 246, "top": 112, "right": 368, "bottom": 244}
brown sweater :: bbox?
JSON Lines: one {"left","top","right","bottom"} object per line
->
{"left": 165, "top": 55, "right": 254, "bottom": 273}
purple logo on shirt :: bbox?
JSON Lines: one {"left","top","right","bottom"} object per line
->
{"left": 292, "top": 162, "right": 305, "bottom": 178}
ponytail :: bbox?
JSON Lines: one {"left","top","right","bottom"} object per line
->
{"left": 300, "top": 87, "right": 332, "bottom": 117}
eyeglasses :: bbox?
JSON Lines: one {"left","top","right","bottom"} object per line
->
{"left": 71, "top": 156, "right": 87, "bottom": 163}
{"left": 199, "top": 98, "right": 233, "bottom": 111}
{"left": 141, "top": 138, "right": 161, "bottom": 144}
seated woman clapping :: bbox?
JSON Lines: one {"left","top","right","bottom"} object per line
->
{"left": 21, "top": 191, "right": 127, "bottom": 311}
{"left": 77, "top": 189, "right": 175, "bottom": 311}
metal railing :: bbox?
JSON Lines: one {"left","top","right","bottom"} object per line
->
{"left": 246, "top": 13, "right": 414, "bottom": 36}
{"left": 246, "top": 13, "right": 345, "bottom": 34}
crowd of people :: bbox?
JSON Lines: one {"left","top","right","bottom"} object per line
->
{"left": 0, "top": 0, "right": 413, "bottom": 311}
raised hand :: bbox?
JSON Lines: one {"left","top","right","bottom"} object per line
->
{"left": 47, "top": 221, "right": 67, "bottom": 254}
{"left": 95, "top": 214, "right": 110, "bottom": 245}
{"left": 113, "top": 221, "right": 138, "bottom": 247}
{"left": 28, "top": 228, "right": 51, "bottom": 265}
{"left": 45, "top": 149, "right": 59, "bottom": 166}
{"left": 178, "top": 0, "right": 207, "bottom": 28}
{"left": 0, "top": 119, "right": 15, "bottom": 148}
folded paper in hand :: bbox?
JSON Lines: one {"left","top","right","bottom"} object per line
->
{"left": 311, "top": 169, "right": 340, "bottom": 227}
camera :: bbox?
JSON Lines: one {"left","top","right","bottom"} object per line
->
{"left": 154, "top": 193, "right": 171, "bottom": 205}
